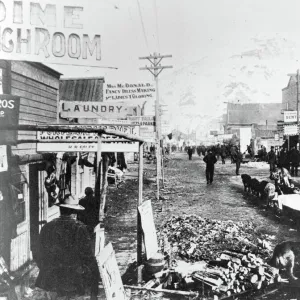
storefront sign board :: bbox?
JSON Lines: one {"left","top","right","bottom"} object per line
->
{"left": 127, "top": 115, "right": 155, "bottom": 126}
{"left": 284, "top": 124, "right": 299, "bottom": 136}
{"left": 0, "top": 146, "right": 8, "bottom": 172}
{"left": 138, "top": 200, "right": 158, "bottom": 259}
{"left": 104, "top": 82, "right": 155, "bottom": 101}
{"left": 0, "top": 0, "right": 101, "bottom": 66}
{"left": 96, "top": 243, "right": 127, "bottom": 300}
{"left": 37, "top": 124, "right": 140, "bottom": 141}
{"left": 37, "top": 142, "right": 139, "bottom": 152}
{"left": 284, "top": 111, "right": 299, "bottom": 123}
{"left": 0, "top": 94, "right": 20, "bottom": 144}
{"left": 60, "top": 101, "right": 130, "bottom": 118}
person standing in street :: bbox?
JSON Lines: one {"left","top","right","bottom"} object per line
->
{"left": 235, "top": 149, "right": 243, "bottom": 175}
{"left": 77, "top": 187, "right": 99, "bottom": 236}
{"left": 267, "top": 146, "right": 277, "bottom": 173}
{"left": 35, "top": 194, "right": 100, "bottom": 300}
{"left": 203, "top": 149, "right": 217, "bottom": 184}
{"left": 289, "top": 146, "right": 300, "bottom": 176}
{"left": 187, "top": 146, "right": 193, "bottom": 160}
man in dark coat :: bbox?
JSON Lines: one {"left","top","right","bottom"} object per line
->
{"left": 35, "top": 194, "right": 99, "bottom": 299}
{"left": 77, "top": 187, "right": 99, "bottom": 236}
{"left": 267, "top": 146, "right": 277, "bottom": 173}
{"left": 289, "top": 146, "right": 300, "bottom": 176}
{"left": 187, "top": 146, "right": 193, "bottom": 160}
{"left": 203, "top": 149, "right": 217, "bottom": 184}
{"left": 235, "top": 149, "right": 243, "bottom": 175}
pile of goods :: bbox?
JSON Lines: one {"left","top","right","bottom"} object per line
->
{"left": 151, "top": 215, "right": 279, "bottom": 299}
{"left": 159, "top": 215, "right": 272, "bottom": 262}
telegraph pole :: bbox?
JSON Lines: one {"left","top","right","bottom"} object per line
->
{"left": 287, "top": 70, "right": 300, "bottom": 149}
{"left": 139, "top": 53, "right": 172, "bottom": 200}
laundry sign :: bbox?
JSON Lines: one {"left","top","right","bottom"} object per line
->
{"left": 0, "top": 0, "right": 101, "bottom": 65}
{"left": 60, "top": 101, "right": 130, "bottom": 118}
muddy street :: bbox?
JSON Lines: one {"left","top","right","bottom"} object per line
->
{"left": 105, "top": 152, "right": 300, "bottom": 299}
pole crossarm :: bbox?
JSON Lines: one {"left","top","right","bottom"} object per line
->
{"left": 139, "top": 54, "right": 172, "bottom": 60}
{"left": 0, "top": 124, "right": 145, "bottom": 143}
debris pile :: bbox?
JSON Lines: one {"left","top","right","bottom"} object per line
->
{"left": 159, "top": 215, "right": 273, "bottom": 262}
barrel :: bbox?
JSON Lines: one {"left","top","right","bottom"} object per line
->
{"left": 144, "top": 253, "right": 165, "bottom": 276}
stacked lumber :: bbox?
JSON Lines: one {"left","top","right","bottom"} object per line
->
{"left": 191, "top": 250, "right": 279, "bottom": 298}
{"left": 159, "top": 215, "right": 273, "bottom": 262}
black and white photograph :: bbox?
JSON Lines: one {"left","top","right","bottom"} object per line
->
{"left": 2, "top": 0, "right": 300, "bottom": 299}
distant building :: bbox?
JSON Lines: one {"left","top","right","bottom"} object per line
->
{"left": 282, "top": 74, "right": 298, "bottom": 111}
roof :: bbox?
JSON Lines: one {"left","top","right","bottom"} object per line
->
{"left": 228, "top": 103, "right": 282, "bottom": 126}
{"left": 60, "top": 77, "right": 105, "bottom": 102}
{"left": 282, "top": 75, "right": 297, "bottom": 91}
{"left": 30, "top": 62, "right": 63, "bottom": 78}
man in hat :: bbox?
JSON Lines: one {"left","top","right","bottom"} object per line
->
{"left": 203, "top": 149, "right": 217, "bottom": 184}
{"left": 267, "top": 146, "right": 277, "bottom": 173}
{"left": 35, "top": 194, "right": 99, "bottom": 300}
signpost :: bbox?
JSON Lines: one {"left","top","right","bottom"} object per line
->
{"left": 138, "top": 200, "right": 158, "bottom": 260}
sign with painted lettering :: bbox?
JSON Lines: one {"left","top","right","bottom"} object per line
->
{"left": 0, "top": 146, "right": 8, "bottom": 172}
{"left": 0, "top": 0, "right": 101, "bottom": 66}
{"left": 60, "top": 101, "right": 130, "bottom": 118}
{"left": 0, "top": 94, "right": 20, "bottom": 144}
{"left": 104, "top": 83, "right": 155, "bottom": 101}
{"left": 284, "top": 124, "right": 299, "bottom": 136}
{"left": 127, "top": 115, "right": 156, "bottom": 126}
{"left": 140, "top": 126, "right": 155, "bottom": 142}
{"left": 284, "top": 111, "right": 299, "bottom": 123}
{"left": 37, "top": 124, "right": 140, "bottom": 141}
{"left": 96, "top": 243, "right": 127, "bottom": 300}
{"left": 138, "top": 200, "right": 158, "bottom": 259}
{"left": 37, "top": 142, "right": 139, "bottom": 152}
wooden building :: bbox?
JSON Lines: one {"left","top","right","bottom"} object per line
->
{"left": 0, "top": 60, "right": 61, "bottom": 273}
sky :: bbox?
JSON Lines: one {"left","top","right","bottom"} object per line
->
{"left": 38, "top": 0, "right": 300, "bottom": 132}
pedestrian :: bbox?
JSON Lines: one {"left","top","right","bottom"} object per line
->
{"left": 187, "top": 146, "right": 193, "bottom": 160}
{"left": 235, "top": 149, "right": 243, "bottom": 175}
{"left": 279, "top": 148, "right": 289, "bottom": 171}
{"left": 35, "top": 194, "right": 100, "bottom": 300}
{"left": 289, "top": 146, "right": 300, "bottom": 176}
{"left": 267, "top": 146, "right": 277, "bottom": 173}
{"left": 220, "top": 145, "right": 226, "bottom": 164}
{"left": 77, "top": 187, "right": 99, "bottom": 236}
{"left": 203, "top": 149, "right": 217, "bottom": 184}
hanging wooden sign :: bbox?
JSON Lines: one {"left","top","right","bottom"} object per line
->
{"left": 138, "top": 200, "right": 159, "bottom": 259}
{"left": 0, "top": 94, "right": 20, "bottom": 144}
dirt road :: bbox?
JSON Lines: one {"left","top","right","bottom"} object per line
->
{"left": 105, "top": 152, "right": 300, "bottom": 299}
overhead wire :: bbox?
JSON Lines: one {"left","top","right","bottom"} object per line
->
{"left": 136, "top": 0, "right": 150, "bottom": 53}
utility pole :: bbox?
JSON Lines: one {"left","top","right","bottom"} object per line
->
{"left": 139, "top": 53, "right": 172, "bottom": 200}
{"left": 287, "top": 70, "right": 300, "bottom": 150}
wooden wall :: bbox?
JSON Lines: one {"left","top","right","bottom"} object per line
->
{"left": 9, "top": 61, "right": 61, "bottom": 156}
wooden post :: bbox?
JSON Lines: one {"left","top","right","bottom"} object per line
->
{"left": 137, "top": 141, "right": 144, "bottom": 284}
{"left": 76, "top": 152, "right": 80, "bottom": 198}
{"left": 97, "top": 134, "right": 102, "bottom": 222}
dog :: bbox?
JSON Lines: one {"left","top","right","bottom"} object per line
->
{"left": 263, "top": 182, "right": 276, "bottom": 206}
{"left": 249, "top": 178, "right": 260, "bottom": 196}
{"left": 241, "top": 174, "right": 251, "bottom": 192}
{"left": 258, "top": 180, "right": 269, "bottom": 198}
{"left": 269, "top": 241, "right": 300, "bottom": 280}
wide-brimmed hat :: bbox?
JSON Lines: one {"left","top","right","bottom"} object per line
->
{"left": 57, "top": 194, "right": 84, "bottom": 210}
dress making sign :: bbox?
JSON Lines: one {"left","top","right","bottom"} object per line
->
{"left": 0, "top": 94, "right": 20, "bottom": 144}
{"left": 60, "top": 101, "right": 130, "bottom": 119}
{"left": 0, "top": 0, "right": 101, "bottom": 66}
{"left": 104, "top": 83, "right": 155, "bottom": 101}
